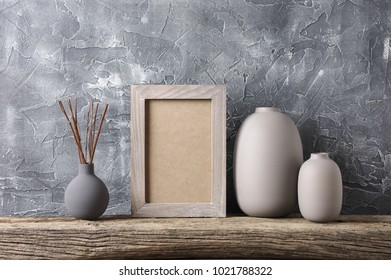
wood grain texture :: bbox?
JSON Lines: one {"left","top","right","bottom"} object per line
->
{"left": 131, "top": 85, "right": 226, "bottom": 217}
{"left": 0, "top": 216, "right": 390, "bottom": 259}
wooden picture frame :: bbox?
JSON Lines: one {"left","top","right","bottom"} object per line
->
{"left": 131, "top": 85, "right": 226, "bottom": 217}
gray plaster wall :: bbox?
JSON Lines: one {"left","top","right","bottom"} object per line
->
{"left": 0, "top": 0, "right": 390, "bottom": 215}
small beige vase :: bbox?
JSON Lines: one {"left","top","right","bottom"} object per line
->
{"left": 298, "top": 153, "right": 343, "bottom": 222}
{"left": 234, "top": 107, "right": 303, "bottom": 217}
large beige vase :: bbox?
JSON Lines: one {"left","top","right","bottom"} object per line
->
{"left": 298, "top": 153, "right": 343, "bottom": 222}
{"left": 234, "top": 107, "right": 303, "bottom": 217}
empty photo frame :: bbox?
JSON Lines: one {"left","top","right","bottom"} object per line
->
{"left": 131, "top": 85, "right": 226, "bottom": 217}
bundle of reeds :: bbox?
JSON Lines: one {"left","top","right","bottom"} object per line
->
{"left": 58, "top": 98, "right": 109, "bottom": 164}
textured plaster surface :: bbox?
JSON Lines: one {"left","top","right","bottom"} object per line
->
{"left": 1, "top": 0, "right": 391, "bottom": 215}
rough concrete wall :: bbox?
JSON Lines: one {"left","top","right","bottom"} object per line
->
{"left": 0, "top": 0, "right": 390, "bottom": 215}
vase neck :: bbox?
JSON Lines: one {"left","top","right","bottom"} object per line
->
{"left": 310, "top": 153, "right": 329, "bottom": 160}
{"left": 79, "top": 164, "right": 94, "bottom": 174}
{"left": 255, "top": 107, "right": 281, "bottom": 113}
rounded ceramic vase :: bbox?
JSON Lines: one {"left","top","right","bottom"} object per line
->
{"left": 65, "top": 164, "right": 109, "bottom": 220}
{"left": 298, "top": 153, "right": 342, "bottom": 222}
{"left": 234, "top": 107, "right": 303, "bottom": 217}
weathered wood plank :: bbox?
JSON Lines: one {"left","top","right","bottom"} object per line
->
{"left": 0, "top": 216, "right": 389, "bottom": 259}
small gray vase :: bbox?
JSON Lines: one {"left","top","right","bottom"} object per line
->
{"left": 298, "top": 153, "right": 342, "bottom": 222}
{"left": 65, "top": 164, "right": 109, "bottom": 220}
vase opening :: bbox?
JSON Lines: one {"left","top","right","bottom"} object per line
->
{"left": 255, "top": 107, "right": 281, "bottom": 113}
{"left": 310, "top": 153, "right": 329, "bottom": 159}
{"left": 79, "top": 163, "right": 94, "bottom": 174}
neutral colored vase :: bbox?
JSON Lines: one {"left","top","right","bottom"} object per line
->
{"left": 298, "top": 153, "right": 342, "bottom": 222}
{"left": 65, "top": 164, "right": 109, "bottom": 220}
{"left": 234, "top": 107, "right": 303, "bottom": 217}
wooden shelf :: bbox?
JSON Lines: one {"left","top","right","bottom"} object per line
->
{"left": 0, "top": 215, "right": 390, "bottom": 259}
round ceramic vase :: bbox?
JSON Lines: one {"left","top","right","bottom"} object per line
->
{"left": 298, "top": 153, "right": 342, "bottom": 222}
{"left": 234, "top": 107, "right": 303, "bottom": 217}
{"left": 65, "top": 164, "right": 109, "bottom": 220}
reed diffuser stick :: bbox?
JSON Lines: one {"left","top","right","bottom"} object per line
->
{"left": 90, "top": 103, "right": 109, "bottom": 162}
{"left": 58, "top": 101, "right": 86, "bottom": 164}
{"left": 67, "top": 99, "right": 86, "bottom": 164}
{"left": 74, "top": 99, "right": 78, "bottom": 125}
{"left": 85, "top": 101, "right": 91, "bottom": 158}
{"left": 58, "top": 98, "right": 109, "bottom": 164}
{"left": 73, "top": 98, "right": 82, "bottom": 163}
{"left": 90, "top": 103, "right": 99, "bottom": 163}
{"left": 89, "top": 101, "right": 94, "bottom": 161}
{"left": 89, "top": 100, "right": 94, "bottom": 160}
